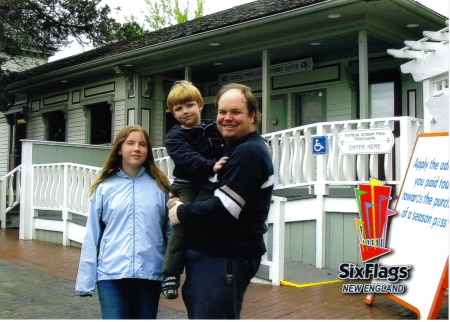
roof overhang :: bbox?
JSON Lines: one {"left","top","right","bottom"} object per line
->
{"left": 8, "top": 0, "right": 447, "bottom": 95}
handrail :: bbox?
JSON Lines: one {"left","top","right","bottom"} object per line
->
{"left": 0, "top": 165, "right": 22, "bottom": 228}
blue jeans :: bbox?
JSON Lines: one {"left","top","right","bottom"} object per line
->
{"left": 97, "top": 279, "right": 161, "bottom": 319}
{"left": 182, "top": 249, "right": 261, "bottom": 319}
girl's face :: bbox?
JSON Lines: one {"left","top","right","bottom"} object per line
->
{"left": 118, "top": 130, "right": 148, "bottom": 177}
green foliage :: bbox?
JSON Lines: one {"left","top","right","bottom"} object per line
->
{"left": 0, "top": 0, "right": 146, "bottom": 56}
{"left": 0, "top": 0, "right": 206, "bottom": 112}
{"left": 140, "top": 0, "right": 205, "bottom": 31}
{"left": 0, "top": 0, "right": 146, "bottom": 112}
{"left": 0, "top": 67, "right": 18, "bottom": 113}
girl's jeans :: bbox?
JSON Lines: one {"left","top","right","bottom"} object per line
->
{"left": 97, "top": 278, "right": 161, "bottom": 319}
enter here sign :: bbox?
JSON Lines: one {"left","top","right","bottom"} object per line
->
{"left": 338, "top": 128, "right": 394, "bottom": 155}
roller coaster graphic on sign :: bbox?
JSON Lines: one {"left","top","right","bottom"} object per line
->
{"left": 354, "top": 179, "right": 396, "bottom": 262}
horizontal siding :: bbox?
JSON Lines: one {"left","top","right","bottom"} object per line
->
{"left": 113, "top": 100, "right": 126, "bottom": 139}
{"left": 0, "top": 117, "right": 9, "bottom": 176}
{"left": 326, "top": 85, "right": 352, "bottom": 121}
{"left": 27, "top": 115, "right": 45, "bottom": 140}
{"left": 153, "top": 107, "right": 165, "bottom": 148}
{"left": 67, "top": 109, "right": 86, "bottom": 143}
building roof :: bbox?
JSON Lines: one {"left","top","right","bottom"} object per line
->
{"left": 8, "top": 0, "right": 446, "bottom": 93}
{"left": 14, "top": 0, "right": 328, "bottom": 82}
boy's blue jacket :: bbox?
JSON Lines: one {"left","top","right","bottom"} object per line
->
{"left": 165, "top": 119, "right": 225, "bottom": 182}
{"left": 75, "top": 167, "right": 171, "bottom": 296}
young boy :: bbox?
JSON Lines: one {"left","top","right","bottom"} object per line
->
{"left": 162, "top": 80, "right": 227, "bottom": 299}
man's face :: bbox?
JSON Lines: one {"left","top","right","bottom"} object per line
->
{"left": 217, "top": 89, "right": 255, "bottom": 142}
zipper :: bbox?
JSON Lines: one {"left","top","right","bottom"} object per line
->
{"left": 132, "top": 178, "right": 136, "bottom": 276}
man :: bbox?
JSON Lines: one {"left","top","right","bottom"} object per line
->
{"left": 168, "top": 83, "right": 274, "bottom": 319}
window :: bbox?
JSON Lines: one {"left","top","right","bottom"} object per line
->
{"left": 297, "top": 91, "right": 324, "bottom": 126}
{"left": 46, "top": 110, "right": 66, "bottom": 142}
{"left": 89, "top": 102, "right": 112, "bottom": 144}
{"left": 370, "top": 82, "right": 395, "bottom": 118}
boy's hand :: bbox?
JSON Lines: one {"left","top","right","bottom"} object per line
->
{"left": 213, "top": 157, "right": 228, "bottom": 173}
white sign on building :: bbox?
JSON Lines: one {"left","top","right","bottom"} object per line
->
{"left": 338, "top": 128, "right": 394, "bottom": 155}
{"left": 218, "top": 58, "right": 313, "bottom": 84}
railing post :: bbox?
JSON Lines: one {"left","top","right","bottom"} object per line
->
{"left": 62, "top": 164, "right": 69, "bottom": 246}
{"left": 19, "top": 141, "right": 35, "bottom": 240}
{"left": 0, "top": 179, "right": 6, "bottom": 228}
{"left": 270, "top": 196, "right": 286, "bottom": 285}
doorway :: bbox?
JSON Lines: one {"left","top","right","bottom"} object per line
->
{"left": 8, "top": 112, "right": 26, "bottom": 171}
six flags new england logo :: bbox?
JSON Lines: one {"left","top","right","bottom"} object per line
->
{"left": 339, "top": 179, "right": 412, "bottom": 294}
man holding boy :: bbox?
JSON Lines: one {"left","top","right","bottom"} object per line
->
{"left": 162, "top": 80, "right": 227, "bottom": 299}
{"left": 168, "top": 83, "right": 274, "bottom": 319}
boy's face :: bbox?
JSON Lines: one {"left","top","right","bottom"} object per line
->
{"left": 172, "top": 101, "right": 203, "bottom": 129}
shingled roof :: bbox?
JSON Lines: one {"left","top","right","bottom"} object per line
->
{"left": 14, "top": 0, "right": 327, "bottom": 82}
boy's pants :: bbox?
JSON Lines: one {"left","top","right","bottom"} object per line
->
{"left": 163, "top": 181, "right": 214, "bottom": 275}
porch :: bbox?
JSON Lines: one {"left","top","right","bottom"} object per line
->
{"left": 0, "top": 116, "right": 422, "bottom": 285}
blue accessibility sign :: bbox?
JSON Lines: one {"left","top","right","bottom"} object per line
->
{"left": 312, "top": 136, "right": 328, "bottom": 154}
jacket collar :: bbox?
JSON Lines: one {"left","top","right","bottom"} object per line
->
{"left": 117, "top": 166, "right": 146, "bottom": 179}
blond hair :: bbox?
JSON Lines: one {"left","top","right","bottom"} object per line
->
{"left": 166, "top": 80, "right": 204, "bottom": 113}
{"left": 89, "top": 125, "right": 170, "bottom": 196}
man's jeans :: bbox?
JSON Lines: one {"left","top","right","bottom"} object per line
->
{"left": 97, "top": 278, "right": 161, "bottom": 319}
{"left": 182, "top": 249, "right": 261, "bottom": 319}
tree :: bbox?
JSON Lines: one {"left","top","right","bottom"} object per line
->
{"left": 0, "top": 0, "right": 146, "bottom": 57}
{"left": 133, "top": 0, "right": 205, "bottom": 31}
{"left": 0, "top": 0, "right": 146, "bottom": 111}
{"left": 0, "top": 0, "right": 206, "bottom": 112}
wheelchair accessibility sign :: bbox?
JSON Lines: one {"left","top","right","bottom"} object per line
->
{"left": 312, "top": 136, "right": 328, "bottom": 154}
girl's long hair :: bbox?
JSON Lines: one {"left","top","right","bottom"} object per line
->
{"left": 89, "top": 125, "right": 170, "bottom": 196}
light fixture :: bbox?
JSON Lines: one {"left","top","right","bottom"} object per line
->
{"left": 311, "top": 42, "right": 321, "bottom": 46}
{"left": 213, "top": 62, "right": 222, "bottom": 65}
{"left": 209, "top": 42, "right": 220, "bottom": 46}
{"left": 61, "top": 80, "right": 68, "bottom": 83}
{"left": 407, "top": 23, "right": 419, "bottom": 28}
{"left": 327, "top": 13, "right": 341, "bottom": 19}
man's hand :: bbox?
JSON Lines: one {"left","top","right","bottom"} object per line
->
{"left": 167, "top": 197, "right": 183, "bottom": 226}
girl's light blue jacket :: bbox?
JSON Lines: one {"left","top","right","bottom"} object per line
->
{"left": 75, "top": 167, "right": 171, "bottom": 296}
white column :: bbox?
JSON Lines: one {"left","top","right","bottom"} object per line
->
{"left": 262, "top": 50, "right": 270, "bottom": 134}
{"left": 184, "top": 66, "right": 192, "bottom": 82}
{"left": 19, "top": 141, "right": 35, "bottom": 240}
{"left": 358, "top": 30, "right": 369, "bottom": 119}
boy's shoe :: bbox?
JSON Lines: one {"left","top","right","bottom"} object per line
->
{"left": 161, "top": 275, "right": 179, "bottom": 299}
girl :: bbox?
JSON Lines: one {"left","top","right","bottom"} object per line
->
{"left": 75, "top": 125, "right": 171, "bottom": 319}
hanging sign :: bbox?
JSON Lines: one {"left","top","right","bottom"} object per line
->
{"left": 218, "top": 58, "right": 313, "bottom": 84}
{"left": 338, "top": 128, "right": 394, "bottom": 155}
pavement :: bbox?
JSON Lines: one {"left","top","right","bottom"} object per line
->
{"left": 0, "top": 228, "right": 448, "bottom": 320}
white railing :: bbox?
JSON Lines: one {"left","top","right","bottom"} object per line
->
{"left": 262, "top": 116, "right": 423, "bottom": 191}
{"left": 153, "top": 117, "right": 423, "bottom": 191}
{"left": 0, "top": 166, "right": 22, "bottom": 228}
{"left": 33, "top": 163, "right": 101, "bottom": 215}
{"left": 26, "top": 163, "right": 101, "bottom": 245}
